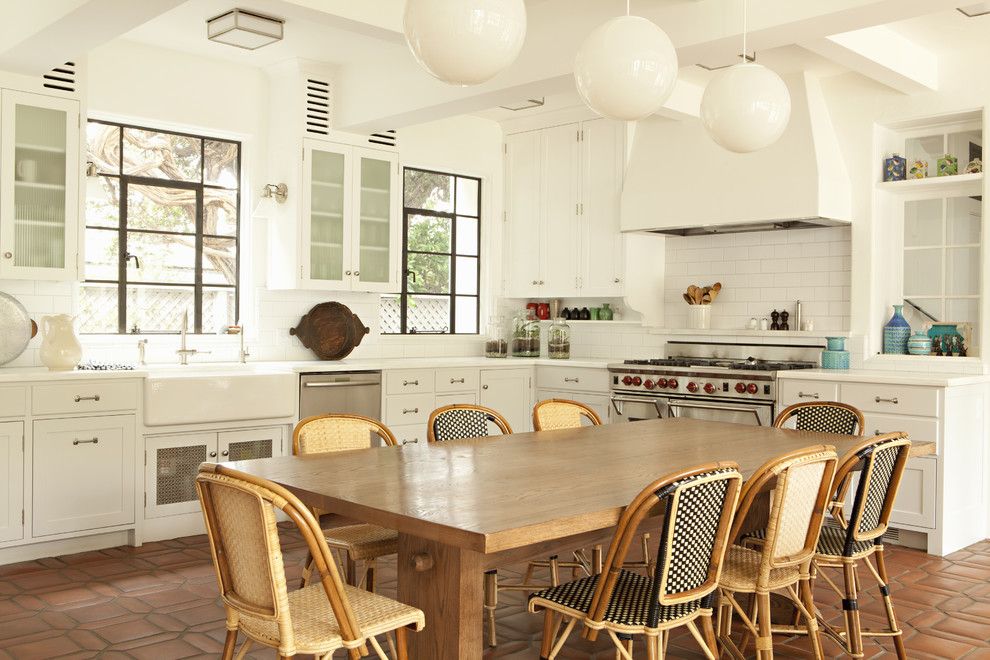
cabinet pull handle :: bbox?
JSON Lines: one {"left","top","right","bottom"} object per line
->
{"left": 74, "top": 394, "right": 101, "bottom": 402}
{"left": 875, "top": 396, "right": 899, "bottom": 404}
{"left": 403, "top": 379, "right": 419, "bottom": 386}
{"left": 221, "top": 450, "right": 229, "bottom": 457}
{"left": 402, "top": 439, "right": 419, "bottom": 445}
{"left": 209, "top": 451, "right": 217, "bottom": 458}
{"left": 450, "top": 377, "right": 465, "bottom": 384}
{"left": 73, "top": 438, "right": 99, "bottom": 445}
{"left": 402, "top": 407, "right": 419, "bottom": 414}
{"left": 564, "top": 377, "right": 580, "bottom": 383}
{"left": 532, "top": 280, "right": 538, "bottom": 285}
{"left": 798, "top": 392, "right": 819, "bottom": 399}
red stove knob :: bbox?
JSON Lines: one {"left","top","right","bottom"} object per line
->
{"left": 656, "top": 377, "right": 668, "bottom": 388}
{"left": 667, "top": 378, "right": 678, "bottom": 389}
{"left": 644, "top": 379, "right": 655, "bottom": 390}
{"left": 622, "top": 375, "right": 633, "bottom": 386}
{"left": 704, "top": 383, "right": 717, "bottom": 394}
{"left": 747, "top": 383, "right": 759, "bottom": 394}
{"left": 632, "top": 376, "right": 642, "bottom": 386}
{"left": 686, "top": 382, "right": 698, "bottom": 393}
{"left": 734, "top": 382, "right": 747, "bottom": 394}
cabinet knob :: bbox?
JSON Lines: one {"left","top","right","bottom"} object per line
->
{"left": 614, "top": 278, "right": 621, "bottom": 283}
{"left": 345, "top": 270, "right": 352, "bottom": 275}
{"left": 532, "top": 280, "right": 537, "bottom": 285}
{"left": 221, "top": 450, "right": 229, "bottom": 457}
{"left": 2, "top": 252, "right": 11, "bottom": 259}
{"left": 354, "top": 270, "right": 360, "bottom": 276}
{"left": 539, "top": 280, "right": 544, "bottom": 285}
{"left": 483, "top": 384, "right": 489, "bottom": 390}
{"left": 209, "top": 451, "right": 217, "bottom": 458}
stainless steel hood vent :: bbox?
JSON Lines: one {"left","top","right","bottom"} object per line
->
{"left": 621, "top": 72, "right": 852, "bottom": 235}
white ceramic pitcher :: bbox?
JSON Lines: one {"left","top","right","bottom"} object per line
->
{"left": 40, "top": 314, "right": 82, "bottom": 371}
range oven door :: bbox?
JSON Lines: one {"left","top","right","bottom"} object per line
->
{"left": 609, "top": 394, "right": 665, "bottom": 423}
{"left": 665, "top": 395, "right": 772, "bottom": 426}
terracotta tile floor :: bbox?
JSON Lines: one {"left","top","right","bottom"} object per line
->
{"left": 1, "top": 531, "right": 989, "bottom": 659}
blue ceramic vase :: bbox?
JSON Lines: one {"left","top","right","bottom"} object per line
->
{"left": 883, "top": 305, "right": 911, "bottom": 354}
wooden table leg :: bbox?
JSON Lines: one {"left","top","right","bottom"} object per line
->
{"left": 398, "top": 533, "right": 485, "bottom": 660}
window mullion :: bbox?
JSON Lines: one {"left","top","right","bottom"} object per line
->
{"left": 118, "top": 178, "right": 128, "bottom": 334}
{"left": 194, "top": 187, "right": 204, "bottom": 333}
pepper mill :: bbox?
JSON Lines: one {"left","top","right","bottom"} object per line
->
{"left": 780, "top": 310, "right": 790, "bottom": 331}
{"left": 770, "top": 310, "right": 780, "bottom": 331}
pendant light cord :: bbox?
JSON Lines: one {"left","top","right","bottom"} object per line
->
{"left": 742, "top": 0, "right": 748, "bottom": 62}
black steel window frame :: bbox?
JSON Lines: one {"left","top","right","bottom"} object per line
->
{"left": 83, "top": 119, "right": 242, "bottom": 334}
{"left": 395, "top": 167, "right": 481, "bottom": 335}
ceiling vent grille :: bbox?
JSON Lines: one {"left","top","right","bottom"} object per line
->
{"left": 304, "top": 77, "right": 331, "bottom": 136}
{"left": 368, "top": 130, "right": 397, "bottom": 148}
{"left": 43, "top": 62, "right": 77, "bottom": 93}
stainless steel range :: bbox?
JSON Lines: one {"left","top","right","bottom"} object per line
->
{"left": 608, "top": 341, "right": 823, "bottom": 426}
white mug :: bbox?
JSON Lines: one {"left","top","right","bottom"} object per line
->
{"left": 16, "top": 160, "right": 38, "bottom": 182}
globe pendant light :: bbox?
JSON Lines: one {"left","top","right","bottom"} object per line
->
{"left": 573, "top": 0, "right": 678, "bottom": 121}
{"left": 403, "top": 0, "right": 527, "bottom": 86}
{"left": 699, "top": 0, "right": 791, "bottom": 153}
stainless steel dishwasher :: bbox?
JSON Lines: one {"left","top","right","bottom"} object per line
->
{"left": 299, "top": 371, "right": 382, "bottom": 421}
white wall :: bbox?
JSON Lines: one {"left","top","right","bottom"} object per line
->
{"left": 0, "top": 40, "right": 504, "bottom": 368}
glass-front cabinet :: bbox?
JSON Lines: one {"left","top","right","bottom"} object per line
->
{"left": 0, "top": 90, "right": 80, "bottom": 280}
{"left": 300, "top": 139, "right": 399, "bottom": 292}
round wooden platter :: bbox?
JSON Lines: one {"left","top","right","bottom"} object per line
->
{"left": 289, "top": 301, "right": 370, "bottom": 360}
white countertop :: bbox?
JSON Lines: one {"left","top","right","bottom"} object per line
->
{"left": 777, "top": 368, "right": 989, "bottom": 387}
{"left": 0, "top": 356, "right": 614, "bottom": 383}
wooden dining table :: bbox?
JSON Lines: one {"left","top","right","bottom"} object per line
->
{"left": 228, "top": 417, "right": 934, "bottom": 660}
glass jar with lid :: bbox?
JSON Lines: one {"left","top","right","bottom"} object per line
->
{"left": 548, "top": 317, "right": 571, "bottom": 359}
{"left": 511, "top": 308, "right": 541, "bottom": 357}
{"left": 485, "top": 315, "right": 508, "bottom": 358}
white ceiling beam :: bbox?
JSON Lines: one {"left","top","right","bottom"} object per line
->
{"left": 0, "top": 0, "right": 185, "bottom": 76}
{"left": 801, "top": 26, "right": 937, "bottom": 94}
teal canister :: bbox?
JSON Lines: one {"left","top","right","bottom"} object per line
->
{"left": 907, "top": 331, "right": 932, "bottom": 356}
{"left": 821, "top": 336, "right": 850, "bottom": 369}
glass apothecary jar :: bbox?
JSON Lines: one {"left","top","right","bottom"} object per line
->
{"left": 548, "top": 318, "right": 571, "bottom": 359}
{"left": 511, "top": 308, "right": 541, "bottom": 357}
{"left": 485, "top": 315, "right": 508, "bottom": 358}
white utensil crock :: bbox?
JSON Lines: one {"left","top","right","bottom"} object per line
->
{"left": 687, "top": 305, "right": 711, "bottom": 330}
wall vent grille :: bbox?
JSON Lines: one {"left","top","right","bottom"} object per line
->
{"left": 43, "top": 61, "right": 77, "bottom": 93}
{"left": 369, "top": 130, "right": 397, "bottom": 148}
{"left": 304, "top": 77, "right": 331, "bottom": 136}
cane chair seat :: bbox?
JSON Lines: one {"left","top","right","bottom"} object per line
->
{"left": 718, "top": 545, "right": 803, "bottom": 592}
{"left": 238, "top": 581, "right": 424, "bottom": 655}
{"left": 531, "top": 570, "right": 702, "bottom": 630}
{"left": 323, "top": 524, "right": 399, "bottom": 561}
{"left": 532, "top": 398, "right": 602, "bottom": 431}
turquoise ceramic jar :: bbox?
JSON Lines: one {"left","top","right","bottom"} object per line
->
{"left": 907, "top": 331, "right": 932, "bottom": 356}
{"left": 821, "top": 336, "right": 850, "bottom": 369}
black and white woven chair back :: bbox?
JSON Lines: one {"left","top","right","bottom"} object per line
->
{"left": 845, "top": 436, "right": 910, "bottom": 551}
{"left": 432, "top": 408, "right": 499, "bottom": 442}
{"left": 648, "top": 468, "right": 742, "bottom": 620}
{"left": 793, "top": 404, "right": 862, "bottom": 435}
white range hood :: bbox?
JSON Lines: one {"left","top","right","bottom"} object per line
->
{"left": 621, "top": 72, "right": 851, "bottom": 235}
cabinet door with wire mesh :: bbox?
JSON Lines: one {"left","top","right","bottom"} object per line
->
{"left": 217, "top": 426, "right": 284, "bottom": 462}
{"left": 145, "top": 432, "right": 216, "bottom": 519}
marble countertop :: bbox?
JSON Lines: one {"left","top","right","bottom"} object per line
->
{"left": 776, "top": 368, "right": 988, "bottom": 387}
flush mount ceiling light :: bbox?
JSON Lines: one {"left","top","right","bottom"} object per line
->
{"left": 403, "top": 0, "right": 527, "bottom": 86}
{"left": 699, "top": 0, "right": 790, "bottom": 153}
{"left": 207, "top": 9, "right": 284, "bottom": 50}
{"left": 958, "top": 2, "right": 990, "bottom": 16}
{"left": 573, "top": 1, "right": 679, "bottom": 121}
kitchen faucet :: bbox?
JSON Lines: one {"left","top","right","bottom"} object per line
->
{"left": 239, "top": 322, "right": 250, "bottom": 363}
{"left": 176, "top": 310, "right": 210, "bottom": 365}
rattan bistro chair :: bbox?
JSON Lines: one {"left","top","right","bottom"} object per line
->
{"left": 427, "top": 403, "right": 513, "bottom": 442}
{"left": 773, "top": 401, "right": 866, "bottom": 436}
{"left": 811, "top": 432, "right": 912, "bottom": 659}
{"left": 533, "top": 398, "right": 603, "bottom": 431}
{"left": 294, "top": 414, "right": 399, "bottom": 593}
{"left": 528, "top": 463, "right": 743, "bottom": 660}
{"left": 716, "top": 445, "right": 837, "bottom": 660}
{"left": 195, "top": 463, "right": 423, "bottom": 660}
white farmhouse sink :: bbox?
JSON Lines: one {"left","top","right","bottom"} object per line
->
{"left": 144, "top": 365, "right": 296, "bottom": 426}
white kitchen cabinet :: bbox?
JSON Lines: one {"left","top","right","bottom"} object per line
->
{"left": 481, "top": 368, "right": 533, "bottom": 433}
{"left": 503, "top": 118, "right": 624, "bottom": 298}
{"left": 145, "top": 426, "right": 284, "bottom": 519}
{"left": 890, "top": 456, "right": 937, "bottom": 529}
{"left": 0, "top": 422, "right": 23, "bottom": 543}
{"left": 435, "top": 392, "right": 478, "bottom": 408}
{"left": 285, "top": 139, "right": 400, "bottom": 292}
{"left": 0, "top": 90, "right": 80, "bottom": 281}
{"left": 32, "top": 415, "right": 135, "bottom": 537}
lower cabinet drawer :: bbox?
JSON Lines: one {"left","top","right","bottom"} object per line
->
{"left": 536, "top": 366, "right": 609, "bottom": 393}
{"left": 777, "top": 379, "right": 840, "bottom": 408}
{"left": 33, "top": 415, "right": 135, "bottom": 536}
{"left": 862, "top": 414, "right": 940, "bottom": 454}
{"left": 384, "top": 393, "right": 434, "bottom": 427}
{"left": 32, "top": 380, "right": 139, "bottom": 416}
{"left": 842, "top": 382, "right": 939, "bottom": 417}
{"left": 385, "top": 369, "right": 434, "bottom": 396}
{"left": 391, "top": 423, "right": 427, "bottom": 446}
{"left": 435, "top": 368, "right": 479, "bottom": 394}
{"left": 0, "top": 386, "right": 26, "bottom": 417}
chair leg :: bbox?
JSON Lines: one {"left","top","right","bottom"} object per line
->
{"left": 798, "top": 578, "right": 825, "bottom": 660}
{"left": 739, "top": 593, "right": 757, "bottom": 654}
{"left": 484, "top": 569, "right": 498, "bottom": 647}
{"left": 700, "top": 613, "right": 719, "bottom": 659}
{"left": 842, "top": 561, "right": 864, "bottom": 658}
{"left": 345, "top": 556, "right": 358, "bottom": 587}
{"left": 593, "top": 544, "right": 604, "bottom": 575}
{"left": 755, "top": 592, "right": 774, "bottom": 660}
{"left": 221, "top": 629, "right": 237, "bottom": 660}
{"left": 365, "top": 558, "right": 376, "bottom": 593}
{"left": 396, "top": 626, "right": 410, "bottom": 660}
{"left": 874, "top": 547, "right": 907, "bottom": 659}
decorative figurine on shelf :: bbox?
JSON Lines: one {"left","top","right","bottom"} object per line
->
{"left": 937, "top": 154, "right": 959, "bottom": 177}
{"left": 933, "top": 338, "right": 943, "bottom": 357}
{"left": 966, "top": 157, "right": 983, "bottom": 174}
{"left": 779, "top": 310, "right": 790, "bottom": 331}
{"left": 770, "top": 310, "right": 780, "bottom": 331}
{"left": 883, "top": 153, "right": 907, "bottom": 181}
{"left": 909, "top": 159, "right": 928, "bottom": 179}
{"left": 882, "top": 304, "right": 911, "bottom": 354}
